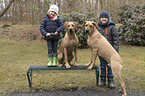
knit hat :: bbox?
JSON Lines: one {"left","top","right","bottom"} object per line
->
{"left": 47, "top": 5, "right": 59, "bottom": 15}
{"left": 99, "top": 11, "right": 109, "bottom": 20}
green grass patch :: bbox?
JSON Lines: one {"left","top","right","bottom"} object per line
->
{"left": 119, "top": 45, "right": 145, "bottom": 92}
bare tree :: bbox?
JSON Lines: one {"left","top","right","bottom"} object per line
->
{"left": 31, "top": 0, "right": 35, "bottom": 25}
{"left": 12, "top": 0, "right": 17, "bottom": 24}
{"left": 0, "top": 0, "right": 15, "bottom": 18}
{"left": 57, "top": 0, "right": 61, "bottom": 14}
{"left": 79, "top": 0, "right": 91, "bottom": 12}
{"left": 36, "top": 0, "right": 41, "bottom": 24}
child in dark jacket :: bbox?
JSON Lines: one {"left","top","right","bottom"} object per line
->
{"left": 97, "top": 11, "right": 119, "bottom": 88}
{"left": 40, "top": 5, "right": 64, "bottom": 66}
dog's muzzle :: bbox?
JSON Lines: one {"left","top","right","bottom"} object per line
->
{"left": 69, "top": 28, "right": 73, "bottom": 32}
{"left": 85, "top": 29, "right": 89, "bottom": 34}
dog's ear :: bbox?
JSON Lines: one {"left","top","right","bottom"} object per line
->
{"left": 74, "top": 22, "right": 79, "bottom": 31}
{"left": 63, "top": 22, "right": 68, "bottom": 31}
{"left": 92, "top": 22, "right": 98, "bottom": 29}
{"left": 82, "top": 21, "right": 87, "bottom": 27}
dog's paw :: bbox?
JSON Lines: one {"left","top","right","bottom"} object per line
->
{"left": 84, "top": 62, "right": 91, "bottom": 67}
{"left": 119, "top": 88, "right": 123, "bottom": 93}
{"left": 58, "top": 64, "right": 63, "bottom": 67}
{"left": 84, "top": 64, "right": 90, "bottom": 67}
{"left": 74, "top": 63, "right": 78, "bottom": 66}
{"left": 66, "top": 64, "right": 71, "bottom": 68}
{"left": 87, "top": 66, "right": 93, "bottom": 70}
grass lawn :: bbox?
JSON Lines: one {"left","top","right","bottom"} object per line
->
{"left": 0, "top": 25, "right": 145, "bottom": 95}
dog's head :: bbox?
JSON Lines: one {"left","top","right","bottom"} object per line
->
{"left": 82, "top": 21, "right": 98, "bottom": 35}
{"left": 63, "top": 22, "right": 79, "bottom": 33}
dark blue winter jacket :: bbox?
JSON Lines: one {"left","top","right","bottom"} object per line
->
{"left": 97, "top": 20, "right": 119, "bottom": 52}
{"left": 40, "top": 15, "right": 64, "bottom": 40}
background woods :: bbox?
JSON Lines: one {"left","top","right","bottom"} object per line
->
{"left": 0, "top": 0, "right": 145, "bottom": 47}
{"left": 0, "top": 0, "right": 144, "bottom": 24}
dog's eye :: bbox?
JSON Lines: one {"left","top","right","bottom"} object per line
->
{"left": 68, "top": 25, "right": 70, "bottom": 27}
{"left": 72, "top": 25, "right": 74, "bottom": 27}
{"left": 85, "top": 25, "right": 88, "bottom": 27}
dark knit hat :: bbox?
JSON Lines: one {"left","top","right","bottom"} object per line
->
{"left": 99, "top": 11, "right": 109, "bottom": 20}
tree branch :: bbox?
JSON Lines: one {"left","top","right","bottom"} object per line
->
{"left": 0, "top": 0, "right": 15, "bottom": 18}
{"left": 79, "top": 0, "right": 90, "bottom": 12}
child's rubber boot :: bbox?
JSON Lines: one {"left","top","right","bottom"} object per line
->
{"left": 47, "top": 57, "right": 53, "bottom": 67}
{"left": 52, "top": 57, "right": 57, "bottom": 67}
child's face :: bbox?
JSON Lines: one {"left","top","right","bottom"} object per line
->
{"left": 49, "top": 11, "right": 57, "bottom": 17}
{"left": 100, "top": 17, "right": 108, "bottom": 24}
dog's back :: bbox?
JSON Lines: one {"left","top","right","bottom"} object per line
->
{"left": 95, "top": 33, "right": 120, "bottom": 63}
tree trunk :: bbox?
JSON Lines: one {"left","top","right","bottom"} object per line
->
{"left": 58, "top": 0, "right": 61, "bottom": 14}
{"left": 19, "top": 0, "right": 23, "bottom": 23}
{"left": 31, "top": 0, "right": 35, "bottom": 25}
{"left": 12, "top": 0, "right": 17, "bottom": 25}
{"left": 37, "top": 0, "right": 41, "bottom": 24}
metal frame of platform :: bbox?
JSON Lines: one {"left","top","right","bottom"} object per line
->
{"left": 27, "top": 65, "right": 99, "bottom": 87}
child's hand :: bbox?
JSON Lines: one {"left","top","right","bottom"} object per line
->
{"left": 54, "top": 31, "right": 58, "bottom": 35}
{"left": 46, "top": 33, "right": 50, "bottom": 37}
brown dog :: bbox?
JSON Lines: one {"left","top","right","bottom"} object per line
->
{"left": 57, "top": 22, "right": 79, "bottom": 68}
{"left": 82, "top": 21, "right": 126, "bottom": 96}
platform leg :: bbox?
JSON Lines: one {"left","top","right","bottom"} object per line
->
{"left": 95, "top": 68, "right": 99, "bottom": 86}
{"left": 27, "top": 70, "right": 32, "bottom": 87}
{"left": 30, "top": 70, "right": 32, "bottom": 87}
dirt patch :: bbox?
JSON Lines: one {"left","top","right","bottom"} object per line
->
{"left": 0, "top": 25, "right": 43, "bottom": 42}
{"left": 7, "top": 88, "right": 145, "bottom": 96}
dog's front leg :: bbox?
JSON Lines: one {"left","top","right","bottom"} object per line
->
{"left": 64, "top": 48, "right": 71, "bottom": 68}
{"left": 84, "top": 48, "right": 93, "bottom": 67}
{"left": 57, "top": 52, "right": 63, "bottom": 67}
{"left": 74, "top": 47, "right": 78, "bottom": 66}
{"left": 84, "top": 59, "right": 92, "bottom": 67}
{"left": 87, "top": 49, "right": 98, "bottom": 70}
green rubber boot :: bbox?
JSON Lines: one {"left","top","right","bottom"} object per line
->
{"left": 47, "top": 57, "right": 53, "bottom": 66}
{"left": 52, "top": 57, "right": 57, "bottom": 66}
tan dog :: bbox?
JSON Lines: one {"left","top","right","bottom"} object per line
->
{"left": 57, "top": 22, "right": 79, "bottom": 68}
{"left": 82, "top": 21, "right": 126, "bottom": 96}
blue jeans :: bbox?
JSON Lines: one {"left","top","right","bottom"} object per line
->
{"left": 99, "top": 56, "right": 114, "bottom": 82}
{"left": 47, "top": 40, "right": 58, "bottom": 57}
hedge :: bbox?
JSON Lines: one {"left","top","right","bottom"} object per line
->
{"left": 118, "top": 4, "right": 145, "bottom": 46}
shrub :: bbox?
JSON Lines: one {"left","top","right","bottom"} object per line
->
{"left": 118, "top": 4, "right": 145, "bottom": 46}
